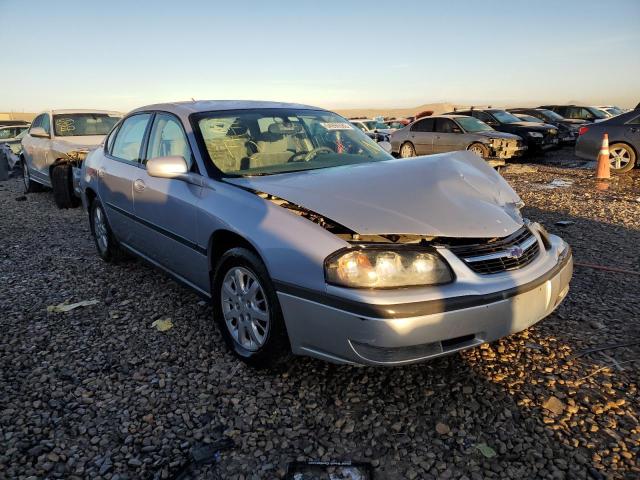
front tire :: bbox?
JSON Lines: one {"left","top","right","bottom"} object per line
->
{"left": 468, "top": 142, "right": 490, "bottom": 159}
{"left": 609, "top": 143, "right": 636, "bottom": 173}
{"left": 212, "top": 247, "right": 290, "bottom": 368}
{"left": 22, "top": 158, "right": 44, "bottom": 193}
{"left": 89, "top": 199, "right": 127, "bottom": 262}
{"left": 399, "top": 142, "right": 416, "bottom": 158}
{"left": 51, "top": 164, "right": 80, "bottom": 209}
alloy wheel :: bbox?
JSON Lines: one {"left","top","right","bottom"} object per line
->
{"left": 221, "top": 267, "right": 270, "bottom": 351}
{"left": 400, "top": 143, "right": 414, "bottom": 158}
{"left": 93, "top": 206, "right": 109, "bottom": 253}
{"left": 469, "top": 145, "right": 485, "bottom": 157}
{"left": 609, "top": 147, "right": 631, "bottom": 170}
{"left": 22, "top": 161, "right": 29, "bottom": 190}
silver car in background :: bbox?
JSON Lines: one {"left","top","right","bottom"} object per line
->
{"left": 80, "top": 100, "right": 572, "bottom": 367}
{"left": 390, "top": 115, "right": 525, "bottom": 167}
{"left": 21, "top": 109, "right": 121, "bottom": 206}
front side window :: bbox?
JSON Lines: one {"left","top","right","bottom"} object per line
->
{"left": 195, "top": 109, "right": 392, "bottom": 176}
{"left": 53, "top": 113, "right": 121, "bottom": 137}
{"left": 455, "top": 116, "right": 493, "bottom": 133}
{"left": 30, "top": 115, "right": 43, "bottom": 130}
{"left": 146, "top": 114, "right": 191, "bottom": 165}
{"left": 434, "top": 118, "right": 458, "bottom": 133}
{"left": 41, "top": 114, "right": 51, "bottom": 134}
{"left": 472, "top": 111, "right": 492, "bottom": 122}
{"left": 0, "top": 129, "right": 12, "bottom": 139}
{"left": 111, "top": 114, "right": 152, "bottom": 163}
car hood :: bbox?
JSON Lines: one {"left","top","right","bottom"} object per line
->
{"left": 509, "top": 122, "right": 553, "bottom": 131}
{"left": 225, "top": 151, "right": 524, "bottom": 238}
{"left": 474, "top": 131, "right": 521, "bottom": 140}
{"left": 54, "top": 135, "right": 105, "bottom": 147}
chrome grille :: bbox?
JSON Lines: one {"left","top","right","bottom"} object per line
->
{"left": 448, "top": 226, "right": 540, "bottom": 274}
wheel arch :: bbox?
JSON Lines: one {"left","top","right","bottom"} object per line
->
{"left": 208, "top": 229, "right": 264, "bottom": 277}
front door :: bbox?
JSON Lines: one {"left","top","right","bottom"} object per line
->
{"left": 432, "top": 118, "right": 463, "bottom": 153}
{"left": 132, "top": 113, "right": 208, "bottom": 292}
{"left": 100, "top": 113, "right": 152, "bottom": 244}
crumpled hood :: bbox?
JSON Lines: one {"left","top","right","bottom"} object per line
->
{"left": 54, "top": 135, "right": 105, "bottom": 148}
{"left": 225, "top": 151, "right": 524, "bottom": 238}
{"left": 475, "top": 131, "right": 521, "bottom": 140}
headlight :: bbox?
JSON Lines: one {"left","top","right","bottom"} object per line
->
{"left": 528, "top": 132, "right": 543, "bottom": 138}
{"left": 325, "top": 247, "right": 453, "bottom": 288}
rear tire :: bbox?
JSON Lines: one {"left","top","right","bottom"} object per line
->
{"left": 89, "top": 199, "right": 127, "bottom": 263}
{"left": 399, "top": 142, "right": 416, "bottom": 158}
{"left": 609, "top": 143, "right": 636, "bottom": 173}
{"left": 468, "top": 142, "right": 490, "bottom": 159}
{"left": 211, "top": 247, "right": 291, "bottom": 368}
{"left": 51, "top": 164, "right": 80, "bottom": 209}
{"left": 22, "top": 158, "right": 44, "bottom": 193}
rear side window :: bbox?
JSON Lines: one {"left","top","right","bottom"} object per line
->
{"left": 145, "top": 114, "right": 191, "bottom": 166}
{"left": 111, "top": 114, "right": 152, "bottom": 163}
{"left": 473, "top": 111, "right": 492, "bottom": 122}
{"left": 411, "top": 118, "right": 434, "bottom": 132}
{"left": 628, "top": 115, "right": 640, "bottom": 125}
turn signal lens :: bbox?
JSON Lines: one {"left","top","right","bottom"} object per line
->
{"left": 325, "top": 248, "right": 453, "bottom": 288}
{"left": 578, "top": 126, "right": 589, "bottom": 136}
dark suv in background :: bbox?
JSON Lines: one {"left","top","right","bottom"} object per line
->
{"left": 447, "top": 108, "right": 558, "bottom": 154}
{"left": 539, "top": 105, "right": 609, "bottom": 122}
{"left": 508, "top": 108, "right": 585, "bottom": 145}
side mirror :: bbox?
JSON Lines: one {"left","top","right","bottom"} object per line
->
{"left": 147, "top": 155, "right": 188, "bottom": 179}
{"left": 452, "top": 127, "right": 462, "bottom": 133}
{"left": 30, "top": 127, "right": 50, "bottom": 138}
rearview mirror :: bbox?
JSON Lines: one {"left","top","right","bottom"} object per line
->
{"left": 147, "top": 155, "right": 188, "bottom": 179}
{"left": 30, "top": 127, "right": 49, "bottom": 138}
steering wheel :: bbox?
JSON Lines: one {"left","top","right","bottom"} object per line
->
{"left": 290, "top": 146, "right": 334, "bottom": 162}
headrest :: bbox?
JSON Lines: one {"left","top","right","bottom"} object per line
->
{"left": 268, "top": 122, "right": 302, "bottom": 135}
{"left": 227, "top": 123, "right": 248, "bottom": 136}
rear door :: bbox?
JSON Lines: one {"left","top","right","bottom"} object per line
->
{"left": 132, "top": 113, "right": 207, "bottom": 291}
{"left": 408, "top": 118, "right": 435, "bottom": 155}
{"left": 433, "top": 118, "right": 464, "bottom": 153}
{"left": 624, "top": 113, "right": 640, "bottom": 146}
{"left": 100, "top": 113, "right": 152, "bottom": 244}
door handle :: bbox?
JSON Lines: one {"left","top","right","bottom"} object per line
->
{"left": 134, "top": 179, "right": 146, "bottom": 192}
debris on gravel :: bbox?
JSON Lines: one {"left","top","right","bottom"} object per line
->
{"left": 1, "top": 153, "right": 638, "bottom": 479}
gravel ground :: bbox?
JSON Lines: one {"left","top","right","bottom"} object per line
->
{"left": 1, "top": 149, "right": 639, "bottom": 480}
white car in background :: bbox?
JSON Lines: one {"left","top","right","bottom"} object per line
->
{"left": 21, "top": 109, "right": 121, "bottom": 207}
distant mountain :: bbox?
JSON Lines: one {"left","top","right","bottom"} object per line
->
{"left": 331, "top": 103, "right": 459, "bottom": 119}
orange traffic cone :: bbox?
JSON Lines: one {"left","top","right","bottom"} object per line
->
{"left": 595, "top": 133, "right": 610, "bottom": 180}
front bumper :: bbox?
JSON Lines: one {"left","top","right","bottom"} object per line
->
{"left": 278, "top": 234, "right": 572, "bottom": 366}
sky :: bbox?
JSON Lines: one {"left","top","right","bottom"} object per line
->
{"left": 0, "top": 0, "right": 638, "bottom": 113}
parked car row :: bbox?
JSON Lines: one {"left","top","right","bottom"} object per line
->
{"left": 10, "top": 99, "right": 574, "bottom": 368}
{"left": 345, "top": 103, "right": 635, "bottom": 171}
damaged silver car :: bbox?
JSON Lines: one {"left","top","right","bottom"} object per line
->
{"left": 80, "top": 101, "right": 573, "bottom": 367}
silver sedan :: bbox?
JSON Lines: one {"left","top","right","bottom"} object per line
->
{"left": 80, "top": 100, "right": 573, "bottom": 367}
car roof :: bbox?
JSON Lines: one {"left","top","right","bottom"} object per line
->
{"left": 49, "top": 109, "right": 123, "bottom": 115}
{"left": 131, "top": 100, "right": 326, "bottom": 116}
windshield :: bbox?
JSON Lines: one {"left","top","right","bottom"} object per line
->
{"left": 455, "top": 116, "right": 493, "bottom": 133}
{"left": 53, "top": 113, "right": 121, "bottom": 137}
{"left": 517, "top": 114, "right": 543, "bottom": 123}
{"left": 538, "top": 109, "right": 564, "bottom": 121}
{"left": 492, "top": 111, "right": 522, "bottom": 124}
{"left": 587, "top": 108, "right": 608, "bottom": 119}
{"left": 196, "top": 109, "right": 393, "bottom": 176}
